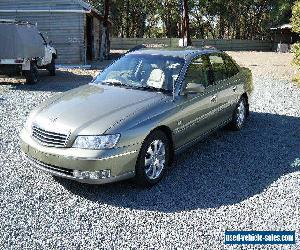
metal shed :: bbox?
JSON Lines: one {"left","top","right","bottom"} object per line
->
{"left": 0, "top": 0, "right": 106, "bottom": 64}
{"left": 270, "top": 24, "right": 300, "bottom": 52}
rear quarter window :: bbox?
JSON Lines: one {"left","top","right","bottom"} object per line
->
{"left": 223, "top": 55, "right": 239, "bottom": 78}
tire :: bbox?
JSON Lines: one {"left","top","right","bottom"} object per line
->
{"left": 228, "top": 96, "right": 248, "bottom": 131}
{"left": 24, "top": 62, "right": 39, "bottom": 85}
{"left": 47, "top": 58, "right": 56, "bottom": 76}
{"left": 135, "top": 130, "right": 171, "bottom": 187}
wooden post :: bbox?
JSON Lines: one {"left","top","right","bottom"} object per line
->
{"left": 100, "top": 0, "right": 110, "bottom": 61}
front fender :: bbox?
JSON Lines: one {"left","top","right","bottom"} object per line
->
{"left": 107, "top": 101, "right": 175, "bottom": 148}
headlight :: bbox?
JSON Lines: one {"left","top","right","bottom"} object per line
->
{"left": 72, "top": 134, "right": 121, "bottom": 150}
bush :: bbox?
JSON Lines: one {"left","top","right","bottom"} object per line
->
{"left": 291, "top": 1, "right": 300, "bottom": 34}
{"left": 292, "top": 1, "right": 300, "bottom": 69}
{"left": 291, "top": 43, "right": 300, "bottom": 67}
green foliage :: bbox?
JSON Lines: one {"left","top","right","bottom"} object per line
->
{"left": 270, "top": 0, "right": 294, "bottom": 26}
{"left": 292, "top": 43, "right": 300, "bottom": 67}
{"left": 291, "top": 1, "right": 300, "bottom": 69}
{"left": 291, "top": 1, "right": 300, "bottom": 34}
{"left": 88, "top": 0, "right": 294, "bottom": 39}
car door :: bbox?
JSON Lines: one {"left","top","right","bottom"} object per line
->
{"left": 172, "top": 55, "right": 220, "bottom": 148}
{"left": 208, "top": 53, "right": 238, "bottom": 126}
{"left": 222, "top": 54, "right": 242, "bottom": 107}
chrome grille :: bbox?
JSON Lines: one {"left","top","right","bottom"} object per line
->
{"left": 32, "top": 125, "right": 69, "bottom": 147}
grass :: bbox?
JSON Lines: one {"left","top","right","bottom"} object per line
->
{"left": 292, "top": 74, "right": 300, "bottom": 87}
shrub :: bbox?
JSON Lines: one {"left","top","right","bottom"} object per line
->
{"left": 291, "top": 1, "right": 300, "bottom": 34}
{"left": 291, "top": 43, "right": 300, "bottom": 67}
{"left": 291, "top": 1, "right": 300, "bottom": 69}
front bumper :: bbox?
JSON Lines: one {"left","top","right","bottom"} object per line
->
{"left": 20, "top": 129, "right": 140, "bottom": 184}
{"left": 23, "top": 154, "right": 135, "bottom": 184}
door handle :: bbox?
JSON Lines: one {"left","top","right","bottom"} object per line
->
{"left": 233, "top": 86, "right": 237, "bottom": 92}
{"left": 211, "top": 95, "right": 217, "bottom": 102}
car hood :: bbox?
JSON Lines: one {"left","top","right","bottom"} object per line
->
{"left": 33, "top": 84, "right": 167, "bottom": 135}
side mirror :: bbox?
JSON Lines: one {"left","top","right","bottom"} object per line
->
{"left": 184, "top": 82, "right": 205, "bottom": 94}
{"left": 91, "top": 76, "right": 97, "bottom": 83}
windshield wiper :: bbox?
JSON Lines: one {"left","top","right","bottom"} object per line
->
{"left": 99, "top": 79, "right": 130, "bottom": 88}
{"left": 97, "top": 80, "right": 171, "bottom": 94}
{"left": 134, "top": 85, "right": 171, "bottom": 94}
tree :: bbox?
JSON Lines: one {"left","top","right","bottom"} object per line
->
{"left": 291, "top": 0, "right": 300, "bottom": 33}
{"left": 87, "top": 0, "right": 295, "bottom": 41}
{"left": 271, "top": 0, "right": 295, "bottom": 26}
{"left": 291, "top": 1, "right": 300, "bottom": 68}
{"left": 157, "top": 0, "right": 181, "bottom": 38}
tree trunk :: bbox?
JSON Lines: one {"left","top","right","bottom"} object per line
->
{"left": 219, "top": 15, "right": 225, "bottom": 39}
{"left": 235, "top": 5, "right": 241, "bottom": 39}
{"left": 125, "top": 0, "right": 130, "bottom": 38}
{"left": 182, "top": 0, "right": 192, "bottom": 46}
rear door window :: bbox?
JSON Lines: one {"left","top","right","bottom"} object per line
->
{"left": 208, "top": 54, "right": 227, "bottom": 83}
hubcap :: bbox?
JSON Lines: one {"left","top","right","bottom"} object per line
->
{"left": 237, "top": 101, "right": 246, "bottom": 127}
{"left": 144, "top": 140, "right": 166, "bottom": 180}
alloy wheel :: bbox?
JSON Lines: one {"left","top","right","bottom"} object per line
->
{"left": 144, "top": 139, "right": 166, "bottom": 180}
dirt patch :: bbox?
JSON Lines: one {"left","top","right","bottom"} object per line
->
{"left": 227, "top": 51, "right": 299, "bottom": 81}
{"left": 0, "top": 68, "right": 102, "bottom": 94}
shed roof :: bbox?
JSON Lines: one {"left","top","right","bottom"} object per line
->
{"left": 0, "top": 0, "right": 109, "bottom": 22}
{"left": 0, "top": 0, "right": 97, "bottom": 13}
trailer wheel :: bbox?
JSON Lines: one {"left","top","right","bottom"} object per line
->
{"left": 24, "top": 62, "right": 39, "bottom": 84}
{"left": 47, "top": 58, "right": 56, "bottom": 76}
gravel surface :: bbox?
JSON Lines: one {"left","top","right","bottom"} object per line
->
{"left": 227, "top": 51, "right": 299, "bottom": 81}
{"left": 0, "top": 52, "right": 299, "bottom": 249}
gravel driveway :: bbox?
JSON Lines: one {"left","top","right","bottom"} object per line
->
{"left": 0, "top": 52, "right": 299, "bottom": 249}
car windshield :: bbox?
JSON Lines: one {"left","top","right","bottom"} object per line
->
{"left": 93, "top": 53, "right": 185, "bottom": 93}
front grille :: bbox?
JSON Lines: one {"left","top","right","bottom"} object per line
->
{"left": 32, "top": 125, "right": 69, "bottom": 147}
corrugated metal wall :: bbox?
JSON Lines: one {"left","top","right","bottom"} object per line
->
{"left": 0, "top": 0, "right": 83, "bottom": 10}
{"left": 0, "top": 0, "right": 87, "bottom": 64}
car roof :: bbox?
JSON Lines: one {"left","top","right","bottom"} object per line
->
{"left": 128, "top": 47, "right": 221, "bottom": 59}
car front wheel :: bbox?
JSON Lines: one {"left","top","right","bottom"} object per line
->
{"left": 135, "top": 130, "right": 171, "bottom": 186}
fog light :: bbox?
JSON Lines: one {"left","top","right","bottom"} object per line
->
{"left": 100, "top": 170, "right": 111, "bottom": 179}
{"left": 73, "top": 170, "right": 111, "bottom": 179}
{"left": 89, "top": 171, "right": 102, "bottom": 179}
